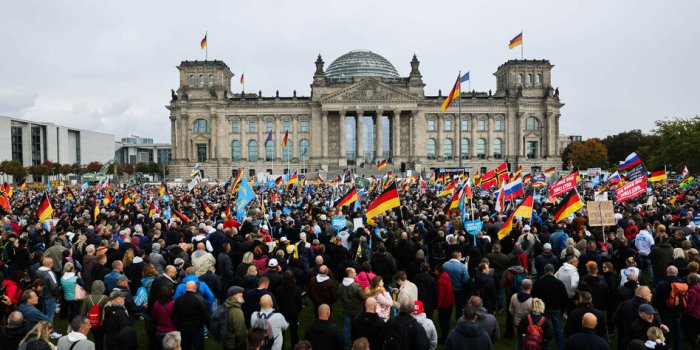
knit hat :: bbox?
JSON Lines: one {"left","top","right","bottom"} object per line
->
{"left": 413, "top": 300, "right": 424, "bottom": 315}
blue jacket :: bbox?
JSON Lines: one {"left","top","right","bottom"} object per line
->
{"left": 18, "top": 304, "right": 49, "bottom": 328}
{"left": 103, "top": 271, "right": 122, "bottom": 294}
{"left": 443, "top": 259, "right": 470, "bottom": 291}
{"left": 549, "top": 230, "right": 567, "bottom": 256}
{"left": 174, "top": 274, "right": 215, "bottom": 309}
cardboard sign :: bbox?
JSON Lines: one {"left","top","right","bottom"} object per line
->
{"left": 332, "top": 217, "right": 347, "bottom": 230}
{"left": 353, "top": 217, "right": 364, "bottom": 229}
{"left": 550, "top": 173, "right": 578, "bottom": 197}
{"left": 615, "top": 177, "right": 647, "bottom": 202}
{"left": 588, "top": 201, "right": 616, "bottom": 227}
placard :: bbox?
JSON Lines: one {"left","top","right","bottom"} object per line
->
{"left": 353, "top": 217, "right": 364, "bottom": 229}
{"left": 626, "top": 163, "right": 648, "bottom": 181}
{"left": 615, "top": 177, "right": 647, "bottom": 202}
{"left": 464, "top": 220, "right": 483, "bottom": 234}
{"left": 588, "top": 201, "right": 616, "bottom": 227}
{"left": 332, "top": 217, "right": 347, "bottom": 230}
{"left": 550, "top": 173, "right": 577, "bottom": 197}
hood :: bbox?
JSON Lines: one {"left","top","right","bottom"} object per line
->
{"left": 224, "top": 297, "right": 243, "bottom": 308}
{"left": 67, "top": 331, "right": 88, "bottom": 342}
{"left": 412, "top": 313, "right": 427, "bottom": 322}
{"left": 316, "top": 274, "right": 330, "bottom": 283}
{"left": 3, "top": 321, "right": 28, "bottom": 335}
{"left": 193, "top": 250, "right": 206, "bottom": 258}
{"left": 516, "top": 291, "right": 531, "bottom": 302}
{"left": 133, "top": 256, "right": 143, "bottom": 264}
{"left": 1, "top": 279, "right": 18, "bottom": 288}
{"left": 623, "top": 280, "right": 639, "bottom": 288}
{"left": 183, "top": 274, "right": 199, "bottom": 283}
{"left": 561, "top": 263, "right": 577, "bottom": 272}
{"left": 439, "top": 271, "right": 451, "bottom": 282}
{"left": 342, "top": 277, "right": 355, "bottom": 286}
{"left": 61, "top": 272, "right": 76, "bottom": 280}
{"left": 141, "top": 275, "right": 156, "bottom": 287}
{"left": 91, "top": 280, "right": 106, "bottom": 295}
{"left": 645, "top": 340, "right": 665, "bottom": 348}
{"left": 455, "top": 319, "right": 486, "bottom": 337}
{"left": 38, "top": 266, "right": 52, "bottom": 272}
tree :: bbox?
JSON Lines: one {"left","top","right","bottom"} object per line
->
{"left": 147, "top": 162, "right": 161, "bottom": 176}
{"left": 84, "top": 161, "right": 102, "bottom": 173}
{"left": 135, "top": 162, "right": 149, "bottom": 174}
{"left": 59, "top": 164, "right": 74, "bottom": 176}
{"left": 0, "top": 160, "right": 27, "bottom": 179}
{"left": 120, "top": 164, "right": 135, "bottom": 175}
{"left": 27, "top": 164, "right": 50, "bottom": 177}
{"left": 562, "top": 139, "right": 609, "bottom": 170}
{"left": 71, "top": 163, "right": 83, "bottom": 176}
{"left": 649, "top": 116, "right": 700, "bottom": 172}
{"left": 600, "top": 130, "right": 654, "bottom": 167}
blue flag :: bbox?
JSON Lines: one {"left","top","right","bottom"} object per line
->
{"left": 264, "top": 130, "right": 273, "bottom": 146}
{"left": 460, "top": 71, "right": 470, "bottom": 83}
{"left": 236, "top": 176, "right": 255, "bottom": 221}
{"left": 163, "top": 206, "right": 172, "bottom": 220}
{"left": 81, "top": 182, "right": 89, "bottom": 191}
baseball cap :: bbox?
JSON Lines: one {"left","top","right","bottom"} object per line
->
{"left": 523, "top": 225, "right": 531, "bottom": 231}
{"left": 117, "top": 275, "right": 131, "bottom": 283}
{"left": 688, "top": 248, "right": 698, "bottom": 255}
{"left": 227, "top": 286, "right": 245, "bottom": 297}
{"left": 280, "top": 237, "right": 289, "bottom": 243}
{"left": 268, "top": 258, "right": 279, "bottom": 268}
{"left": 413, "top": 300, "right": 425, "bottom": 315}
{"left": 639, "top": 303, "right": 655, "bottom": 315}
{"left": 109, "top": 290, "right": 126, "bottom": 300}
{"left": 543, "top": 243, "right": 552, "bottom": 250}
{"left": 544, "top": 264, "right": 555, "bottom": 273}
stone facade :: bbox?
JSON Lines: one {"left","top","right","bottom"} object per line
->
{"left": 167, "top": 51, "right": 564, "bottom": 180}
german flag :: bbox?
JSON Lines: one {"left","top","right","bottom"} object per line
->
{"left": 122, "top": 194, "right": 131, "bottom": 206}
{"left": 473, "top": 172, "right": 481, "bottom": 187}
{"left": 441, "top": 75, "right": 461, "bottom": 111}
{"left": 65, "top": 187, "right": 76, "bottom": 200}
{"left": 366, "top": 181, "right": 400, "bottom": 224}
{"left": 317, "top": 173, "right": 325, "bottom": 184}
{"left": 449, "top": 184, "right": 464, "bottom": 210}
{"left": 225, "top": 202, "right": 232, "bottom": 217}
{"left": 552, "top": 189, "right": 585, "bottom": 223}
{"left": 669, "top": 192, "right": 685, "bottom": 204}
{"left": 231, "top": 169, "right": 244, "bottom": 195}
{"left": 438, "top": 179, "right": 457, "bottom": 197}
{"left": 0, "top": 191, "right": 11, "bottom": 213}
{"left": 334, "top": 188, "right": 359, "bottom": 209}
{"left": 282, "top": 130, "right": 289, "bottom": 148}
{"left": 287, "top": 171, "right": 298, "bottom": 190}
{"left": 376, "top": 159, "right": 387, "bottom": 170}
{"left": 497, "top": 193, "right": 534, "bottom": 240}
{"left": 543, "top": 167, "right": 556, "bottom": 178}
{"left": 2, "top": 183, "right": 12, "bottom": 197}
{"left": 648, "top": 169, "right": 667, "bottom": 182}
{"left": 103, "top": 193, "right": 113, "bottom": 205}
{"left": 200, "top": 32, "right": 207, "bottom": 49}
{"left": 523, "top": 174, "right": 532, "bottom": 184}
{"left": 93, "top": 199, "right": 100, "bottom": 223}
{"left": 172, "top": 208, "right": 190, "bottom": 223}
{"left": 18, "top": 178, "right": 26, "bottom": 191}
{"left": 38, "top": 193, "right": 53, "bottom": 223}
{"left": 275, "top": 176, "right": 283, "bottom": 187}
{"left": 508, "top": 32, "right": 523, "bottom": 49}
{"left": 201, "top": 200, "right": 212, "bottom": 215}
{"left": 148, "top": 201, "right": 157, "bottom": 219}
{"left": 159, "top": 181, "right": 169, "bottom": 197}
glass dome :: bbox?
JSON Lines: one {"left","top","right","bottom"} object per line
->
{"left": 326, "top": 50, "right": 400, "bottom": 79}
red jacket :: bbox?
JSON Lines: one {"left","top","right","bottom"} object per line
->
{"left": 1, "top": 279, "right": 21, "bottom": 314}
{"left": 624, "top": 225, "right": 639, "bottom": 241}
{"left": 436, "top": 272, "right": 455, "bottom": 309}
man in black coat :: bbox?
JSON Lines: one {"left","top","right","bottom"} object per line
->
{"left": 0, "top": 311, "right": 30, "bottom": 350}
{"left": 471, "top": 262, "right": 497, "bottom": 314}
{"left": 445, "top": 305, "right": 493, "bottom": 350}
{"left": 351, "top": 298, "right": 385, "bottom": 350}
{"left": 531, "top": 263, "right": 568, "bottom": 350}
{"left": 173, "top": 281, "right": 211, "bottom": 350}
{"left": 411, "top": 263, "right": 437, "bottom": 319}
{"left": 562, "top": 313, "right": 610, "bottom": 350}
{"left": 380, "top": 298, "right": 430, "bottom": 350}
{"left": 103, "top": 290, "right": 136, "bottom": 350}
{"left": 565, "top": 291, "right": 608, "bottom": 341}
{"left": 305, "top": 304, "right": 342, "bottom": 350}
{"left": 651, "top": 265, "right": 685, "bottom": 350}
{"left": 613, "top": 286, "right": 660, "bottom": 350}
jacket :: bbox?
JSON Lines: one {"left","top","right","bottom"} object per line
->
{"left": 304, "top": 319, "right": 342, "bottom": 350}
{"left": 339, "top": 278, "right": 365, "bottom": 315}
{"left": 652, "top": 276, "right": 685, "bottom": 313}
{"left": 649, "top": 243, "right": 673, "bottom": 277}
{"left": 534, "top": 252, "right": 559, "bottom": 278}
{"left": 57, "top": 332, "right": 96, "bottom": 350}
{"left": 103, "top": 271, "right": 123, "bottom": 294}
{"left": 472, "top": 271, "right": 497, "bottom": 313}
{"left": 517, "top": 313, "right": 553, "bottom": 344}
{"left": 445, "top": 319, "right": 493, "bottom": 350}
{"left": 351, "top": 312, "right": 384, "bottom": 350}
{"left": 223, "top": 298, "right": 247, "bottom": 350}
{"left": 394, "top": 280, "right": 418, "bottom": 308}
{"left": 355, "top": 271, "right": 376, "bottom": 290}
{"left": 413, "top": 313, "right": 438, "bottom": 350}
{"left": 380, "top": 313, "right": 430, "bottom": 350}
{"left": 250, "top": 308, "right": 288, "bottom": 350}
{"left": 17, "top": 336, "right": 52, "bottom": 350}
{"left": 531, "top": 274, "right": 568, "bottom": 312}
{"left": 17, "top": 304, "right": 48, "bottom": 328}
{"left": 554, "top": 262, "right": 579, "bottom": 298}
{"left": 565, "top": 304, "right": 608, "bottom": 340}
{"left": 509, "top": 292, "right": 532, "bottom": 328}
{"left": 151, "top": 300, "right": 176, "bottom": 333}
{"left": 274, "top": 283, "right": 302, "bottom": 319}
{"left": 686, "top": 283, "right": 700, "bottom": 318}
{"left": 173, "top": 274, "right": 215, "bottom": 309}
{"left": 0, "top": 320, "right": 30, "bottom": 350}
{"left": 102, "top": 304, "right": 132, "bottom": 349}
{"left": 191, "top": 250, "right": 216, "bottom": 277}
{"left": 172, "top": 291, "right": 211, "bottom": 332}
{"left": 474, "top": 306, "right": 500, "bottom": 343}
{"left": 80, "top": 280, "right": 109, "bottom": 319}
{"left": 1, "top": 279, "right": 21, "bottom": 313}
{"left": 307, "top": 274, "right": 337, "bottom": 308}
{"left": 412, "top": 272, "right": 437, "bottom": 313}
{"left": 443, "top": 259, "right": 469, "bottom": 291}
{"left": 60, "top": 272, "right": 83, "bottom": 301}
{"left": 562, "top": 329, "right": 610, "bottom": 350}
{"left": 36, "top": 266, "right": 60, "bottom": 299}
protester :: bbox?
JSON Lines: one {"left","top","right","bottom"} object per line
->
{"left": 56, "top": 315, "right": 95, "bottom": 350}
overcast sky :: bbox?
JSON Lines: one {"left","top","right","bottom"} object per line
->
{"left": 1, "top": 1, "right": 698, "bottom": 143}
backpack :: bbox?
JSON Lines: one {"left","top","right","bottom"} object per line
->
{"left": 382, "top": 318, "right": 410, "bottom": 350}
{"left": 252, "top": 311, "right": 276, "bottom": 350}
{"left": 87, "top": 295, "right": 106, "bottom": 328}
{"left": 666, "top": 281, "right": 689, "bottom": 309}
{"left": 209, "top": 305, "right": 231, "bottom": 342}
{"left": 514, "top": 273, "right": 527, "bottom": 293}
{"left": 134, "top": 286, "right": 148, "bottom": 307}
{"left": 522, "top": 314, "right": 545, "bottom": 350}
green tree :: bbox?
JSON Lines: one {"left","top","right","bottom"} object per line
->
{"left": 649, "top": 116, "right": 700, "bottom": 172}
{"left": 562, "top": 139, "right": 609, "bottom": 170}
{"left": 135, "top": 162, "right": 149, "bottom": 174}
{"left": 84, "top": 161, "right": 102, "bottom": 173}
{"left": 600, "top": 130, "right": 652, "bottom": 167}
{"left": 27, "top": 164, "right": 50, "bottom": 177}
{"left": 147, "top": 162, "right": 161, "bottom": 176}
{"left": 59, "top": 164, "right": 74, "bottom": 175}
{"left": 0, "top": 160, "right": 27, "bottom": 179}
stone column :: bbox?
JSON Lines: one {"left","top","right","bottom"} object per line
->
{"left": 241, "top": 117, "right": 248, "bottom": 162}
{"left": 436, "top": 114, "right": 443, "bottom": 159}
{"left": 453, "top": 114, "right": 459, "bottom": 161}
{"left": 410, "top": 111, "right": 418, "bottom": 160}
{"left": 375, "top": 110, "right": 383, "bottom": 161}
{"left": 182, "top": 114, "right": 190, "bottom": 161}
{"left": 470, "top": 114, "right": 477, "bottom": 158}
{"left": 321, "top": 111, "right": 328, "bottom": 159}
{"left": 292, "top": 115, "right": 299, "bottom": 160}
{"left": 257, "top": 116, "right": 264, "bottom": 163}
{"left": 210, "top": 113, "right": 218, "bottom": 161}
{"left": 392, "top": 110, "right": 401, "bottom": 161}
{"left": 487, "top": 114, "right": 493, "bottom": 159}
{"left": 274, "top": 116, "right": 281, "bottom": 161}
{"left": 170, "top": 116, "right": 178, "bottom": 160}
{"left": 355, "top": 110, "right": 364, "bottom": 164}
{"left": 339, "top": 111, "right": 346, "bottom": 164}
{"left": 555, "top": 114, "right": 561, "bottom": 156}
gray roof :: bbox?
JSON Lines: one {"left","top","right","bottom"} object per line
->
{"left": 325, "top": 50, "right": 399, "bottom": 79}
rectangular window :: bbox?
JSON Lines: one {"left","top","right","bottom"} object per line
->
{"left": 494, "top": 120, "right": 503, "bottom": 131}
{"left": 11, "top": 127, "right": 23, "bottom": 164}
{"left": 231, "top": 120, "right": 239, "bottom": 133}
{"left": 461, "top": 119, "right": 469, "bottom": 131}
{"left": 527, "top": 141, "right": 537, "bottom": 159}
{"left": 197, "top": 144, "right": 207, "bottom": 162}
{"left": 444, "top": 119, "right": 453, "bottom": 131}
{"left": 300, "top": 120, "right": 309, "bottom": 132}
{"left": 283, "top": 120, "right": 291, "bottom": 132}
{"left": 248, "top": 121, "right": 257, "bottom": 133}
{"left": 478, "top": 119, "right": 486, "bottom": 131}
{"left": 427, "top": 119, "right": 436, "bottom": 131}
{"left": 157, "top": 149, "right": 171, "bottom": 165}
{"left": 266, "top": 121, "right": 273, "bottom": 132}
{"left": 31, "top": 126, "right": 41, "bottom": 165}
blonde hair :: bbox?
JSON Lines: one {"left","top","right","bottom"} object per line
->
{"left": 19, "top": 320, "right": 53, "bottom": 347}
{"left": 123, "top": 248, "right": 134, "bottom": 267}
{"left": 63, "top": 262, "right": 75, "bottom": 273}
{"left": 647, "top": 326, "right": 665, "bottom": 343}
{"left": 242, "top": 252, "right": 254, "bottom": 264}
{"left": 246, "top": 265, "right": 258, "bottom": 276}
{"left": 86, "top": 244, "right": 96, "bottom": 255}
{"left": 531, "top": 298, "right": 545, "bottom": 314}
{"left": 672, "top": 248, "right": 686, "bottom": 260}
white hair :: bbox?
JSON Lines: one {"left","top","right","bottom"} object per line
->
{"left": 162, "top": 331, "right": 181, "bottom": 350}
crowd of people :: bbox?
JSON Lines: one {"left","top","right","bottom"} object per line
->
{"left": 0, "top": 172, "right": 699, "bottom": 350}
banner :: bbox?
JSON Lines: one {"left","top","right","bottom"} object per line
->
{"left": 626, "top": 163, "right": 648, "bottom": 181}
{"left": 615, "top": 177, "right": 647, "bottom": 202}
{"left": 549, "top": 173, "right": 577, "bottom": 197}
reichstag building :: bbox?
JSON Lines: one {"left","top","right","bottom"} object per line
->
{"left": 166, "top": 49, "right": 564, "bottom": 179}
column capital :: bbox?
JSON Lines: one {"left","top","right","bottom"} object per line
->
{"left": 393, "top": 110, "right": 401, "bottom": 117}
{"left": 376, "top": 109, "right": 384, "bottom": 117}
{"left": 321, "top": 110, "right": 328, "bottom": 117}
{"left": 356, "top": 109, "right": 364, "bottom": 116}
{"left": 339, "top": 110, "right": 347, "bottom": 117}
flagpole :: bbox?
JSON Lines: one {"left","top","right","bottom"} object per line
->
{"left": 458, "top": 70, "right": 463, "bottom": 169}
{"left": 205, "top": 31, "right": 208, "bottom": 61}
{"left": 521, "top": 30, "right": 524, "bottom": 60}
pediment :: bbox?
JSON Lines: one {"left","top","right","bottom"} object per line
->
{"left": 319, "top": 79, "right": 421, "bottom": 103}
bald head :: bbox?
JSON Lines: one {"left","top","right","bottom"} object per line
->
{"left": 364, "top": 297, "right": 377, "bottom": 313}
{"left": 260, "top": 294, "right": 273, "bottom": 308}
{"left": 197, "top": 242, "right": 205, "bottom": 251}
{"left": 666, "top": 265, "right": 678, "bottom": 277}
{"left": 582, "top": 313, "right": 598, "bottom": 329}
{"left": 315, "top": 256, "right": 323, "bottom": 265}
{"left": 185, "top": 281, "right": 197, "bottom": 292}
{"left": 8, "top": 311, "right": 23, "bottom": 327}
{"left": 318, "top": 304, "right": 330, "bottom": 320}
{"left": 319, "top": 265, "right": 329, "bottom": 275}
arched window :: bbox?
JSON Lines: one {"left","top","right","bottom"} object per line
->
{"left": 265, "top": 141, "right": 275, "bottom": 161}
{"left": 199, "top": 75, "right": 205, "bottom": 86}
{"left": 476, "top": 138, "right": 486, "bottom": 159}
{"left": 478, "top": 118, "right": 486, "bottom": 131}
{"left": 282, "top": 138, "right": 293, "bottom": 161}
{"left": 443, "top": 138, "right": 453, "bottom": 159}
{"left": 493, "top": 138, "right": 503, "bottom": 159}
{"left": 517, "top": 74, "right": 523, "bottom": 85}
{"left": 426, "top": 139, "right": 436, "bottom": 159}
{"left": 193, "top": 119, "right": 210, "bottom": 133}
{"left": 248, "top": 140, "right": 258, "bottom": 161}
{"left": 300, "top": 119, "right": 309, "bottom": 132}
{"left": 527, "top": 74, "right": 532, "bottom": 85}
{"left": 300, "top": 139, "right": 310, "bottom": 161}
{"left": 231, "top": 140, "right": 241, "bottom": 161}
{"left": 525, "top": 117, "right": 540, "bottom": 131}
{"left": 536, "top": 74, "right": 542, "bottom": 85}
{"left": 188, "top": 75, "right": 195, "bottom": 87}
{"left": 461, "top": 139, "right": 470, "bottom": 159}
{"left": 208, "top": 75, "right": 215, "bottom": 86}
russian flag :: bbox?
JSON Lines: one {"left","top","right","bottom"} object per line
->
{"left": 504, "top": 179, "right": 525, "bottom": 201}
{"left": 618, "top": 152, "right": 642, "bottom": 170}
{"left": 608, "top": 171, "right": 621, "bottom": 184}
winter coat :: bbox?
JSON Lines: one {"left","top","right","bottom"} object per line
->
{"left": 562, "top": 329, "right": 610, "bottom": 350}
{"left": 517, "top": 313, "right": 553, "bottom": 344}
{"left": 339, "top": 278, "right": 365, "bottom": 316}
{"left": 17, "top": 304, "right": 48, "bottom": 328}
{"left": 472, "top": 271, "right": 497, "bottom": 313}
{"left": 565, "top": 304, "right": 608, "bottom": 340}
{"left": 1, "top": 279, "right": 22, "bottom": 313}
{"left": 509, "top": 292, "right": 532, "bottom": 329}
{"left": 531, "top": 274, "right": 568, "bottom": 312}
{"left": 191, "top": 250, "right": 216, "bottom": 277}
{"left": 82, "top": 254, "right": 97, "bottom": 291}
{"left": 444, "top": 319, "right": 493, "bottom": 350}
{"left": 354, "top": 271, "right": 376, "bottom": 290}
{"left": 56, "top": 332, "right": 96, "bottom": 350}
{"left": 250, "top": 308, "right": 288, "bottom": 350}
{"left": 173, "top": 274, "right": 215, "bottom": 309}
{"left": 223, "top": 297, "right": 247, "bottom": 350}
{"left": 686, "top": 283, "right": 700, "bottom": 318}
{"left": 370, "top": 253, "right": 397, "bottom": 286}
{"left": 413, "top": 313, "right": 438, "bottom": 350}
{"left": 474, "top": 306, "right": 500, "bottom": 343}
{"left": 304, "top": 319, "right": 342, "bottom": 350}
{"left": 412, "top": 271, "right": 437, "bottom": 314}
{"left": 351, "top": 312, "right": 384, "bottom": 349}
{"left": 102, "top": 304, "right": 132, "bottom": 349}
{"left": 36, "top": 266, "right": 60, "bottom": 299}
{"left": 17, "top": 336, "right": 52, "bottom": 350}
{"left": 380, "top": 313, "right": 430, "bottom": 350}
{"left": 151, "top": 300, "right": 176, "bottom": 333}
{"left": 0, "top": 320, "right": 30, "bottom": 350}
{"left": 274, "top": 283, "right": 303, "bottom": 320}
{"left": 443, "top": 259, "right": 469, "bottom": 291}
{"left": 172, "top": 291, "right": 211, "bottom": 332}
{"left": 649, "top": 243, "right": 674, "bottom": 279}
{"left": 60, "top": 272, "right": 84, "bottom": 301}
{"left": 554, "top": 262, "right": 579, "bottom": 298}
{"left": 307, "top": 274, "right": 337, "bottom": 309}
